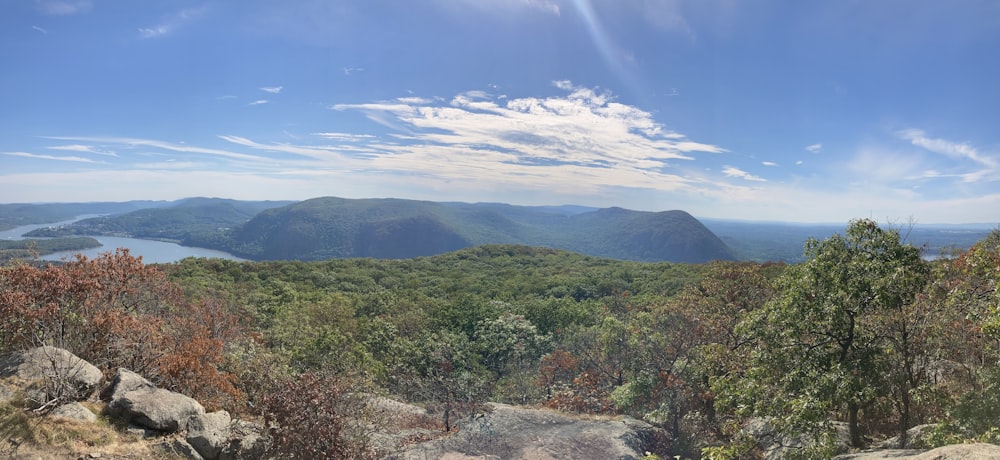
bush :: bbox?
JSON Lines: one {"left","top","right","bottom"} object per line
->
{"left": 256, "top": 372, "right": 379, "bottom": 459}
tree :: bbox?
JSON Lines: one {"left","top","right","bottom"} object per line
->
{"left": 0, "top": 249, "right": 242, "bottom": 411}
{"left": 612, "top": 262, "right": 776, "bottom": 451}
{"left": 393, "top": 330, "right": 488, "bottom": 432}
{"left": 927, "top": 230, "right": 1000, "bottom": 440}
{"left": 725, "top": 219, "right": 929, "bottom": 451}
{"left": 474, "top": 313, "right": 550, "bottom": 379}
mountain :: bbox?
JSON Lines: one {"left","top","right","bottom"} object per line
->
{"left": 24, "top": 198, "right": 294, "bottom": 245}
{"left": 221, "top": 197, "right": 734, "bottom": 263}
{"left": 0, "top": 201, "right": 169, "bottom": 231}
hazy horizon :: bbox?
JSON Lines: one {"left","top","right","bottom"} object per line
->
{"left": 2, "top": 1, "right": 998, "bottom": 225}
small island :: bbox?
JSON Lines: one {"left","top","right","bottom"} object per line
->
{"left": 0, "top": 237, "right": 102, "bottom": 263}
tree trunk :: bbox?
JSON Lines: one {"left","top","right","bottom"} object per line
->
{"left": 899, "top": 391, "right": 911, "bottom": 447}
{"left": 848, "top": 403, "right": 863, "bottom": 447}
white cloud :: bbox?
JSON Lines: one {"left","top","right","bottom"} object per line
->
{"left": 325, "top": 82, "right": 730, "bottom": 195}
{"left": 32, "top": 26, "right": 48, "bottom": 34}
{"left": 805, "top": 143, "right": 822, "bottom": 153}
{"left": 260, "top": 86, "right": 283, "bottom": 94}
{"left": 44, "top": 136, "right": 270, "bottom": 163}
{"left": 762, "top": 161, "right": 778, "bottom": 167}
{"left": 218, "top": 135, "right": 357, "bottom": 163}
{"left": 343, "top": 67, "right": 364, "bottom": 76}
{"left": 722, "top": 166, "right": 766, "bottom": 182}
{"left": 132, "top": 161, "right": 200, "bottom": 170}
{"left": 897, "top": 128, "right": 995, "bottom": 167}
{"left": 311, "top": 133, "right": 376, "bottom": 141}
{"left": 526, "top": 0, "right": 560, "bottom": 15}
{"left": 332, "top": 82, "right": 724, "bottom": 177}
{"left": 138, "top": 26, "right": 169, "bottom": 38}
{"left": 48, "top": 144, "right": 118, "bottom": 157}
{"left": 3, "top": 151, "right": 99, "bottom": 163}
{"left": 248, "top": 100, "right": 269, "bottom": 106}
{"left": 138, "top": 6, "right": 208, "bottom": 39}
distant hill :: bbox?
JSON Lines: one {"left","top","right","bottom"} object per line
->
{"left": 10, "top": 197, "right": 991, "bottom": 263}
{"left": 219, "top": 197, "right": 734, "bottom": 263}
{"left": 702, "top": 219, "right": 996, "bottom": 263}
{"left": 24, "top": 198, "right": 294, "bottom": 245}
{"left": 0, "top": 201, "right": 169, "bottom": 231}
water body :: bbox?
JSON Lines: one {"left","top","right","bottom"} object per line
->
{"left": 1, "top": 217, "right": 245, "bottom": 264}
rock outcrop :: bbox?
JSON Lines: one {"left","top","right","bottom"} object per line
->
{"left": 0, "top": 346, "right": 103, "bottom": 407}
{"left": 187, "top": 410, "right": 232, "bottom": 459}
{"left": 743, "top": 417, "right": 852, "bottom": 459}
{"left": 6, "top": 346, "right": 998, "bottom": 460}
{"left": 392, "top": 403, "right": 664, "bottom": 460}
{"left": 50, "top": 401, "right": 98, "bottom": 423}
{"left": 835, "top": 442, "right": 1000, "bottom": 459}
{"left": 104, "top": 368, "right": 205, "bottom": 432}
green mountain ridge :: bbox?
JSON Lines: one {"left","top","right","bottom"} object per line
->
{"left": 220, "top": 197, "right": 735, "bottom": 263}
{"left": 8, "top": 197, "right": 992, "bottom": 263}
{"left": 24, "top": 198, "right": 294, "bottom": 245}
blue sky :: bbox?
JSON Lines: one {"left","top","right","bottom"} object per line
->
{"left": 1, "top": 0, "right": 998, "bottom": 223}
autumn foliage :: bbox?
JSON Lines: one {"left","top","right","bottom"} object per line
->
{"left": 0, "top": 250, "right": 240, "bottom": 410}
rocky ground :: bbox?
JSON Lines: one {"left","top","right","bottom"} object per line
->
{"left": 834, "top": 443, "right": 1000, "bottom": 460}
{"left": 385, "top": 403, "right": 661, "bottom": 460}
{"left": 4, "top": 346, "right": 1000, "bottom": 459}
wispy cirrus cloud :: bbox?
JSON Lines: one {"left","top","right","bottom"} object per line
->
{"left": 44, "top": 136, "right": 270, "bottom": 163}
{"left": 248, "top": 100, "right": 269, "bottom": 106}
{"left": 3, "top": 151, "right": 100, "bottom": 163}
{"left": 47, "top": 144, "right": 118, "bottom": 157}
{"left": 32, "top": 26, "right": 48, "bottom": 34}
{"left": 218, "top": 135, "right": 357, "bottom": 163}
{"left": 897, "top": 128, "right": 996, "bottom": 168}
{"left": 805, "top": 143, "right": 822, "bottom": 153}
{"left": 312, "top": 133, "right": 376, "bottom": 141}
{"left": 260, "top": 86, "right": 283, "bottom": 94}
{"left": 139, "top": 6, "right": 208, "bottom": 39}
{"left": 887, "top": 129, "right": 1000, "bottom": 185}
{"left": 722, "top": 166, "right": 766, "bottom": 182}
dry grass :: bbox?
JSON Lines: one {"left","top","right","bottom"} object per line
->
{"left": 0, "top": 397, "right": 189, "bottom": 460}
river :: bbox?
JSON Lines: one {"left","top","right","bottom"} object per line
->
{"left": 1, "top": 217, "right": 246, "bottom": 264}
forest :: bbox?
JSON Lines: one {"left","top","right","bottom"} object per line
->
{"left": 1, "top": 218, "right": 999, "bottom": 459}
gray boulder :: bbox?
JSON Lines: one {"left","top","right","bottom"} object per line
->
{"left": 743, "top": 417, "right": 852, "bottom": 460}
{"left": 187, "top": 410, "right": 232, "bottom": 459}
{"left": 0, "top": 346, "right": 103, "bottom": 405}
{"left": 835, "top": 442, "right": 1000, "bottom": 459}
{"left": 104, "top": 368, "right": 205, "bottom": 432}
{"left": 219, "top": 420, "right": 266, "bottom": 460}
{"left": 108, "top": 387, "right": 205, "bottom": 432}
{"left": 50, "top": 401, "right": 98, "bottom": 423}
{"left": 101, "top": 368, "right": 155, "bottom": 401}
{"left": 876, "top": 424, "right": 938, "bottom": 449}
{"left": 395, "top": 402, "right": 663, "bottom": 460}
{"left": 154, "top": 438, "right": 205, "bottom": 459}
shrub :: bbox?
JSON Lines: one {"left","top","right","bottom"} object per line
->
{"left": 256, "top": 372, "right": 378, "bottom": 459}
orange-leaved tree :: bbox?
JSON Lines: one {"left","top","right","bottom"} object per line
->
{"left": 0, "top": 249, "right": 242, "bottom": 410}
